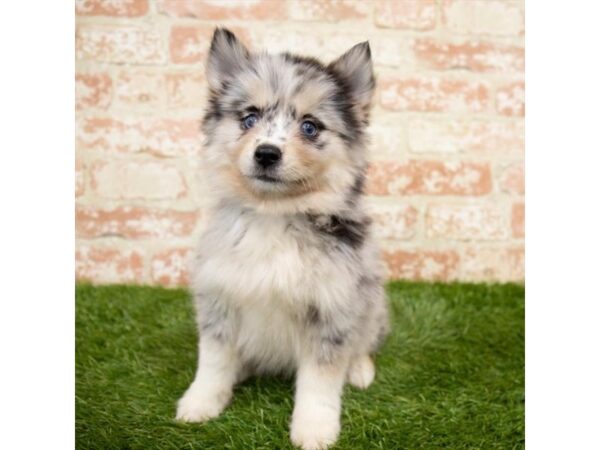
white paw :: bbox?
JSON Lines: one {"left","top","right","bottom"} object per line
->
{"left": 290, "top": 410, "right": 340, "bottom": 450}
{"left": 347, "top": 355, "right": 375, "bottom": 389}
{"left": 175, "top": 387, "right": 230, "bottom": 423}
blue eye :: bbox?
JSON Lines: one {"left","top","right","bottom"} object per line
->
{"left": 242, "top": 113, "right": 258, "bottom": 129}
{"left": 301, "top": 120, "right": 318, "bottom": 137}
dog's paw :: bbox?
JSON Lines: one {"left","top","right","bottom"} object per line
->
{"left": 346, "top": 355, "right": 375, "bottom": 389}
{"left": 175, "top": 388, "right": 229, "bottom": 423}
{"left": 290, "top": 410, "right": 340, "bottom": 450}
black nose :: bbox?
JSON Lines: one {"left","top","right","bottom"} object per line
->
{"left": 254, "top": 144, "right": 282, "bottom": 168}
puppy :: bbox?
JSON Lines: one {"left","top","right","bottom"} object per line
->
{"left": 176, "top": 28, "right": 389, "bottom": 450}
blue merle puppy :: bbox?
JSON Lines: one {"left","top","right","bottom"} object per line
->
{"left": 176, "top": 28, "right": 389, "bottom": 450}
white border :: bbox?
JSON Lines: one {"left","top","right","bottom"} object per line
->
{"left": 0, "top": 2, "right": 74, "bottom": 448}
{"left": 527, "top": 1, "right": 600, "bottom": 449}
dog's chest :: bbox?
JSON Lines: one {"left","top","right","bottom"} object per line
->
{"left": 196, "top": 212, "right": 321, "bottom": 308}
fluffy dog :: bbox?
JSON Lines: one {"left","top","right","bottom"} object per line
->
{"left": 176, "top": 28, "right": 389, "bottom": 450}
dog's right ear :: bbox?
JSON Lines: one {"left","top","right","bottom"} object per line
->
{"left": 206, "top": 28, "right": 249, "bottom": 90}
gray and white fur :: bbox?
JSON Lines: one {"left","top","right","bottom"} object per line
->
{"left": 176, "top": 28, "right": 390, "bottom": 450}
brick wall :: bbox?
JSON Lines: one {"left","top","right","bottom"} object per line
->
{"left": 75, "top": 0, "right": 525, "bottom": 286}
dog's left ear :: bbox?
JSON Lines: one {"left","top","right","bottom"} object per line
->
{"left": 329, "top": 42, "right": 375, "bottom": 120}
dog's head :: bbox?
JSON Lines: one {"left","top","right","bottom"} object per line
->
{"left": 201, "top": 28, "right": 375, "bottom": 214}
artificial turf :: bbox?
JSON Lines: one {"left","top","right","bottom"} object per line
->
{"left": 76, "top": 282, "right": 524, "bottom": 449}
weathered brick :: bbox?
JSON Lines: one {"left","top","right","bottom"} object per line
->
{"left": 460, "top": 245, "right": 524, "bottom": 281}
{"left": 151, "top": 248, "right": 192, "bottom": 286}
{"left": 76, "top": 25, "right": 167, "bottom": 65}
{"left": 166, "top": 72, "right": 206, "bottom": 109}
{"left": 369, "top": 115, "right": 407, "bottom": 159}
{"left": 413, "top": 38, "right": 524, "bottom": 73}
{"left": 380, "top": 75, "right": 490, "bottom": 113}
{"left": 408, "top": 118, "right": 524, "bottom": 154}
{"left": 91, "top": 161, "right": 187, "bottom": 200}
{"left": 114, "top": 70, "right": 167, "bottom": 110}
{"left": 288, "top": 0, "right": 370, "bottom": 22}
{"left": 169, "top": 25, "right": 215, "bottom": 64}
{"left": 75, "top": 0, "right": 148, "bottom": 17}
{"left": 496, "top": 81, "right": 525, "bottom": 116}
{"left": 251, "top": 29, "right": 414, "bottom": 67}
{"left": 76, "top": 245, "right": 144, "bottom": 283}
{"left": 426, "top": 203, "right": 509, "bottom": 240}
{"left": 76, "top": 117, "right": 202, "bottom": 157}
{"left": 499, "top": 162, "right": 525, "bottom": 194}
{"left": 505, "top": 245, "right": 525, "bottom": 280}
{"left": 369, "top": 203, "right": 418, "bottom": 240}
{"left": 169, "top": 25, "right": 250, "bottom": 64}
{"left": 375, "top": 0, "right": 436, "bottom": 31}
{"left": 76, "top": 160, "right": 85, "bottom": 198}
{"left": 441, "top": 0, "right": 524, "bottom": 36}
{"left": 75, "top": 73, "right": 112, "bottom": 110}
{"left": 512, "top": 202, "right": 524, "bottom": 238}
{"left": 383, "top": 249, "right": 459, "bottom": 281}
{"left": 251, "top": 29, "right": 319, "bottom": 57}
{"left": 368, "top": 161, "right": 492, "bottom": 196}
{"left": 157, "top": 0, "right": 285, "bottom": 20}
{"left": 76, "top": 207, "right": 199, "bottom": 239}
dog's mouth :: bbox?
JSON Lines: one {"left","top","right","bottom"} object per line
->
{"left": 254, "top": 174, "right": 283, "bottom": 183}
{"left": 244, "top": 171, "right": 315, "bottom": 196}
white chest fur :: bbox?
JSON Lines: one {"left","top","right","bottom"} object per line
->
{"left": 192, "top": 209, "right": 358, "bottom": 372}
{"left": 194, "top": 210, "right": 356, "bottom": 311}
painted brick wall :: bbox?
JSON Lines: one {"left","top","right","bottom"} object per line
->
{"left": 75, "top": 0, "right": 525, "bottom": 286}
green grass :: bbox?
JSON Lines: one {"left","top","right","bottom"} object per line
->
{"left": 76, "top": 282, "right": 524, "bottom": 449}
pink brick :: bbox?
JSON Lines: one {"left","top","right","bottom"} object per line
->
{"left": 441, "top": 0, "right": 524, "bottom": 36}
{"left": 76, "top": 245, "right": 144, "bottom": 284}
{"left": 375, "top": 0, "right": 436, "bottom": 31}
{"left": 75, "top": 73, "right": 112, "bottom": 110}
{"left": 368, "top": 161, "right": 492, "bottom": 196}
{"left": 169, "top": 26, "right": 215, "bottom": 64}
{"left": 75, "top": 0, "right": 148, "bottom": 16}
{"left": 170, "top": 26, "right": 249, "bottom": 65}
{"left": 383, "top": 249, "right": 459, "bottom": 281}
{"left": 151, "top": 248, "right": 192, "bottom": 286}
{"left": 76, "top": 207, "right": 199, "bottom": 239}
{"left": 289, "top": 0, "right": 370, "bottom": 22}
{"left": 413, "top": 38, "right": 524, "bottom": 73}
{"left": 76, "top": 160, "right": 85, "bottom": 198}
{"left": 499, "top": 162, "right": 525, "bottom": 194}
{"left": 496, "top": 81, "right": 525, "bottom": 116}
{"left": 114, "top": 70, "right": 167, "bottom": 110}
{"left": 76, "top": 117, "right": 202, "bottom": 157}
{"left": 90, "top": 161, "right": 187, "bottom": 200}
{"left": 76, "top": 25, "right": 167, "bottom": 65}
{"left": 512, "top": 203, "right": 525, "bottom": 238}
{"left": 426, "top": 203, "right": 509, "bottom": 240}
{"left": 370, "top": 203, "right": 418, "bottom": 240}
{"left": 408, "top": 119, "right": 524, "bottom": 154}
{"left": 380, "top": 75, "right": 490, "bottom": 113}
{"left": 157, "top": 0, "right": 285, "bottom": 20}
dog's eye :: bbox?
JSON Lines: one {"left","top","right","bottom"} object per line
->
{"left": 301, "top": 120, "right": 318, "bottom": 137}
{"left": 242, "top": 113, "right": 259, "bottom": 130}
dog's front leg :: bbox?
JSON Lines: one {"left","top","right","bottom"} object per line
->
{"left": 291, "top": 350, "right": 350, "bottom": 450}
{"left": 176, "top": 294, "right": 238, "bottom": 422}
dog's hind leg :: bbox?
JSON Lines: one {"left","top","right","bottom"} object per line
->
{"left": 346, "top": 354, "right": 375, "bottom": 389}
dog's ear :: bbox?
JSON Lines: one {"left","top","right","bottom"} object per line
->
{"left": 206, "top": 28, "right": 249, "bottom": 90}
{"left": 329, "top": 42, "right": 375, "bottom": 120}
